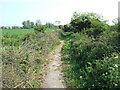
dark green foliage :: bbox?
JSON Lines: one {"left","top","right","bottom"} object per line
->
{"left": 63, "top": 12, "right": 109, "bottom": 38}
{"left": 99, "top": 29, "right": 120, "bottom": 52}
{"left": 61, "top": 12, "right": 120, "bottom": 88}
{"left": 1, "top": 26, "right": 7, "bottom": 29}
{"left": 84, "top": 55, "right": 120, "bottom": 88}
{"left": 12, "top": 26, "right": 20, "bottom": 29}
{"left": 70, "top": 12, "right": 91, "bottom": 32}
{"left": 1, "top": 26, "right": 21, "bottom": 29}
{"left": 62, "top": 54, "right": 119, "bottom": 88}
{"left": 34, "top": 25, "right": 46, "bottom": 32}
{"left": 82, "top": 20, "right": 109, "bottom": 38}
{"left": 63, "top": 24, "right": 73, "bottom": 32}
{"left": 58, "top": 25, "right": 64, "bottom": 29}
{"left": 22, "top": 20, "right": 34, "bottom": 29}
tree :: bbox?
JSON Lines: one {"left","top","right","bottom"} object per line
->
{"left": 58, "top": 25, "right": 64, "bottom": 29}
{"left": 22, "top": 20, "right": 34, "bottom": 29}
{"left": 35, "top": 19, "right": 42, "bottom": 26}
{"left": 46, "top": 22, "right": 55, "bottom": 28}
{"left": 69, "top": 12, "right": 109, "bottom": 33}
{"left": 30, "top": 22, "right": 34, "bottom": 28}
{"left": 70, "top": 12, "right": 93, "bottom": 32}
{"left": 63, "top": 24, "right": 73, "bottom": 32}
{"left": 1, "top": 26, "right": 6, "bottom": 29}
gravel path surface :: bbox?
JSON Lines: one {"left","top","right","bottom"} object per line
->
{"left": 40, "top": 40, "right": 65, "bottom": 88}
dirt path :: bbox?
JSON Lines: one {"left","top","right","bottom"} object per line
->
{"left": 40, "top": 40, "right": 65, "bottom": 88}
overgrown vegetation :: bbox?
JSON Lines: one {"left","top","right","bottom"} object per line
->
{"left": 61, "top": 12, "right": 120, "bottom": 88}
{"left": 2, "top": 29, "right": 61, "bottom": 88}
{"left": 34, "top": 25, "right": 46, "bottom": 32}
{"left": 1, "top": 11, "right": 120, "bottom": 88}
{"left": 2, "top": 29, "right": 34, "bottom": 34}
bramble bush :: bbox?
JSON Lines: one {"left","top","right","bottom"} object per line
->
{"left": 63, "top": 12, "right": 109, "bottom": 38}
{"left": 61, "top": 12, "right": 120, "bottom": 88}
{"left": 62, "top": 31, "right": 120, "bottom": 88}
{"left": 34, "top": 25, "right": 46, "bottom": 32}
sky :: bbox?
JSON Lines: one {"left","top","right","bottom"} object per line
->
{"left": 0, "top": 0, "right": 119, "bottom": 26}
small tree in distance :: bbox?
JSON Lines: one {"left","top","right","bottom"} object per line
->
{"left": 22, "top": 20, "right": 34, "bottom": 29}
{"left": 46, "top": 22, "right": 55, "bottom": 29}
{"left": 54, "top": 20, "right": 60, "bottom": 29}
{"left": 35, "top": 19, "right": 42, "bottom": 26}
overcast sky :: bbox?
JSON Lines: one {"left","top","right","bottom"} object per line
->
{"left": 0, "top": 0, "right": 119, "bottom": 26}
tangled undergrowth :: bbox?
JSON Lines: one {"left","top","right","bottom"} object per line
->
{"left": 2, "top": 30, "right": 61, "bottom": 88}
{"left": 61, "top": 12, "right": 120, "bottom": 88}
{"left": 61, "top": 30, "right": 120, "bottom": 88}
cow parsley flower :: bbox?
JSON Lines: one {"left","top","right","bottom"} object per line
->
{"left": 114, "top": 64, "right": 118, "bottom": 68}
{"left": 80, "top": 76, "right": 82, "bottom": 78}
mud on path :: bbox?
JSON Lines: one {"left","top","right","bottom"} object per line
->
{"left": 40, "top": 40, "right": 65, "bottom": 88}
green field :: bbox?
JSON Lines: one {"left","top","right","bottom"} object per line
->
{"left": 2, "top": 29, "right": 34, "bottom": 35}
{"left": 2, "top": 28, "right": 56, "bottom": 35}
{"left": 45, "top": 28, "right": 55, "bottom": 32}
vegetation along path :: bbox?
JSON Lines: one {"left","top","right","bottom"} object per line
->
{"left": 40, "top": 40, "right": 65, "bottom": 88}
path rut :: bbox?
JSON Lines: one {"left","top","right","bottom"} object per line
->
{"left": 40, "top": 40, "right": 65, "bottom": 88}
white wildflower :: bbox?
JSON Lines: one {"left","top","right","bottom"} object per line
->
{"left": 102, "top": 73, "right": 105, "bottom": 76}
{"left": 114, "top": 64, "right": 118, "bottom": 68}
{"left": 80, "top": 76, "right": 82, "bottom": 78}
{"left": 115, "top": 56, "right": 118, "bottom": 58}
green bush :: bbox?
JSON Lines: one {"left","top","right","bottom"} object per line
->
{"left": 99, "top": 29, "right": 120, "bottom": 52}
{"left": 63, "top": 12, "right": 109, "bottom": 39}
{"left": 81, "top": 54, "right": 120, "bottom": 88}
{"left": 34, "top": 25, "right": 46, "bottom": 32}
{"left": 69, "top": 30, "right": 119, "bottom": 64}
{"left": 63, "top": 24, "right": 73, "bottom": 32}
{"left": 61, "top": 29, "right": 120, "bottom": 88}
{"left": 61, "top": 12, "right": 120, "bottom": 88}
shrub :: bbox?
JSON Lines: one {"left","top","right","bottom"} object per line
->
{"left": 34, "top": 25, "right": 46, "bottom": 32}
{"left": 99, "top": 29, "right": 120, "bottom": 52}
{"left": 63, "top": 12, "right": 109, "bottom": 39}
{"left": 83, "top": 53, "right": 120, "bottom": 88}
{"left": 63, "top": 24, "right": 73, "bottom": 32}
{"left": 61, "top": 29, "right": 120, "bottom": 88}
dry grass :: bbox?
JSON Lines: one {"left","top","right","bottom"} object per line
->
{"left": 2, "top": 30, "right": 61, "bottom": 88}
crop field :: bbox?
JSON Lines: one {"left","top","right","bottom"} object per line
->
{"left": 2, "top": 28, "right": 56, "bottom": 35}
{"left": 45, "top": 28, "right": 55, "bottom": 32}
{"left": 2, "top": 29, "right": 34, "bottom": 35}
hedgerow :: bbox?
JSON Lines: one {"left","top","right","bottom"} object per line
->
{"left": 61, "top": 12, "right": 120, "bottom": 88}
